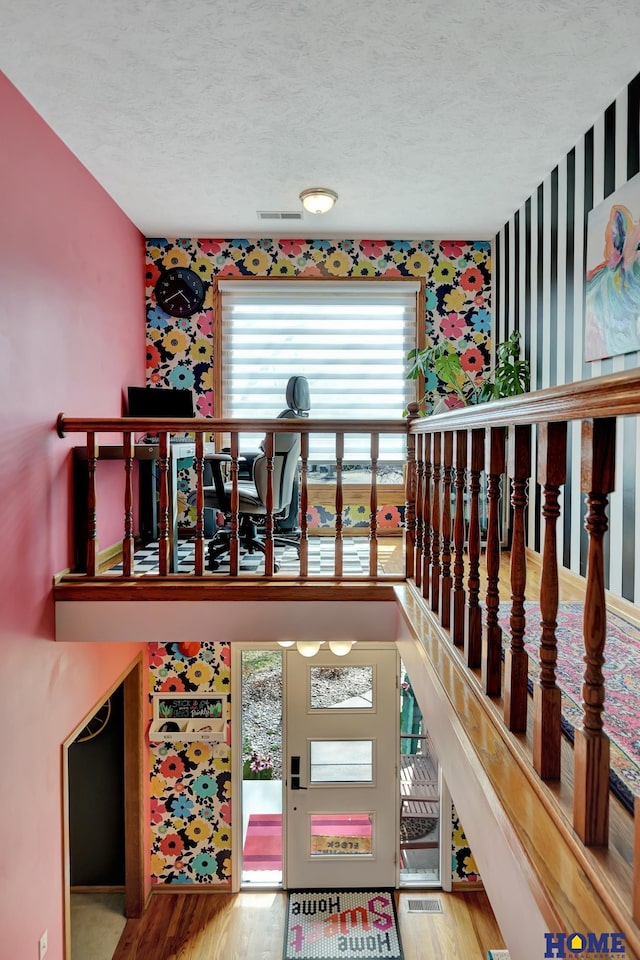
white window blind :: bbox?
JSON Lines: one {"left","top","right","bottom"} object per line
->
{"left": 219, "top": 280, "right": 418, "bottom": 461}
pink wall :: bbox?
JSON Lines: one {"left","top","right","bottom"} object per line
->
{"left": 0, "top": 72, "right": 149, "bottom": 959}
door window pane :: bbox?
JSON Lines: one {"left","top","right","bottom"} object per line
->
{"left": 309, "top": 813, "right": 373, "bottom": 856}
{"left": 309, "top": 665, "right": 374, "bottom": 710}
{"left": 309, "top": 740, "right": 373, "bottom": 782}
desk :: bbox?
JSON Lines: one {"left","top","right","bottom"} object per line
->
{"left": 73, "top": 441, "right": 214, "bottom": 573}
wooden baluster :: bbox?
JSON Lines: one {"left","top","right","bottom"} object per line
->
{"left": 422, "top": 433, "right": 432, "bottom": 601}
{"left": 404, "top": 403, "right": 419, "bottom": 582}
{"left": 451, "top": 430, "right": 467, "bottom": 647}
{"left": 482, "top": 427, "right": 506, "bottom": 696}
{"left": 193, "top": 432, "right": 205, "bottom": 576}
{"left": 440, "top": 432, "right": 453, "bottom": 628}
{"left": 533, "top": 422, "right": 566, "bottom": 779}
{"left": 504, "top": 424, "right": 532, "bottom": 731}
{"left": 122, "top": 430, "right": 135, "bottom": 577}
{"left": 574, "top": 417, "right": 615, "bottom": 846}
{"left": 157, "top": 432, "right": 170, "bottom": 576}
{"left": 335, "top": 432, "right": 344, "bottom": 577}
{"left": 431, "top": 432, "right": 442, "bottom": 612}
{"left": 263, "top": 432, "right": 275, "bottom": 576}
{"left": 413, "top": 433, "right": 424, "bottom": 588}
{"left": 369, "top": 432, "right": 379, "bottom": 577}
{"left": 229, "top": 432, "right": 240, "bottom": 576}
{"left": 299, "top": 432, "right": 309, "bottom": 578}
{"left": 86, "top": 432, "right": 98, "bottom": 576}
{"left": 465, "top": 428, "right": 484, "bottom": 668}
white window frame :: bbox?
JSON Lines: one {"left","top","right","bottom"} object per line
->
{"left": 217, "top": 278, "right": 422, "bottom": 463}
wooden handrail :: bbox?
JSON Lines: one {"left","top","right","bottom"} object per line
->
{"left": 57, "top": 414, "right": 407, "bottom": 436}
{"left": 406, "top": 366, "right": 640, "bottom": 432}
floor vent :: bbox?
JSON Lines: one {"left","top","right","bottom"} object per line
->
{"left": 257, "top": 210, "right": 303, "bottom": 220}
{"left": 407, "top": 898, "right": 443, "bottom": 913}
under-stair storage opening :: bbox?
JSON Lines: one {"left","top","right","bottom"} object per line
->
{"left": 399, "top": 666, "right": 440, "bottom": 886}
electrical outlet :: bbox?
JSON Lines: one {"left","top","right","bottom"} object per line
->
{"left": 38, "top": 930, "right": 47, "bottom": 960}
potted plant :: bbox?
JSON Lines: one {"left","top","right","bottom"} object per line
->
{"left": 407, "top": 329, "right": 530, "bottom": 414}
{"left": 242, "top": 750, "right": 274, "bottom": 781}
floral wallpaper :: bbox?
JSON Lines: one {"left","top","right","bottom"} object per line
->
{"left": 149, "top": 641, "right": 231, "bottom": 885}
{"left": 147, "top": 641, "right": 480, "bottom": 887}
{"left": 144, "top": 238, "right": 492, "bottom": 526}
{"left": 451, "top": 804, "right": 480, "bottom": 883}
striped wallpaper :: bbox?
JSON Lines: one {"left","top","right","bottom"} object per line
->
{"left": 494, "top": 70, "right": 640, "bottom": 603}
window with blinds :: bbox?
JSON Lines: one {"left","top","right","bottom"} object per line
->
{"left": 218, "top": 279, "right": 419, "bottom": 462}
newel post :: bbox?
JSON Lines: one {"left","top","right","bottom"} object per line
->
{"left": 574, "top": 417, "right": 615, "bottom": 845}
{"left": 85, "top": 432, "right": 98, "bottom": 577}
{"left": 123, "top": 430, "right": 135, "bottom": 577}
{"left": 404, "top": 403, "right": 419, "bottom": 582}
{"left": 193, "top": 432, "right": 205, "bottom": 576}
{"left": 157, "top": 432, "right": 170, "bottom": 576}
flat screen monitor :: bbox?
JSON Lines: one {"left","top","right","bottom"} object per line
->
{"left": 126, "top": 386, "right": 195, "bottom": 419}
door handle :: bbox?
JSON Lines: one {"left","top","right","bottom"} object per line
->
{"left": 290, "top": 756, "right": 307, "bottom": 789}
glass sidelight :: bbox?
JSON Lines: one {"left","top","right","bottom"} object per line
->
{"left": 240, "top": 649, "right": 283, "bottom": 886}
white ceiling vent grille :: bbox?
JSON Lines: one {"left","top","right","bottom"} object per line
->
{"left": 407, "top": 898, "right": 443, "bottom": 913}
{"left": 257, "top": 210, "right": 303, "bottom": 220}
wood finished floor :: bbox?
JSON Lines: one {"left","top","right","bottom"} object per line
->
{"left": 112, "top": 889, "right": 505, "bottom": 960}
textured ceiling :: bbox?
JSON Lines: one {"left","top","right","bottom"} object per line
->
{"left": 2, "top": 0, "right": 640, "bottom": 238}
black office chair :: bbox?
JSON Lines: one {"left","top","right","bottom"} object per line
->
{"left": 272, "top": 375, "right": 310, "bottom": 548}
{"left": 198, "top": 376, "right": 310, "bottom": 570}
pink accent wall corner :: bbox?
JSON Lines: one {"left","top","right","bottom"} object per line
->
{"left": 0, "top": 71, "right": 149, "bottom": 959}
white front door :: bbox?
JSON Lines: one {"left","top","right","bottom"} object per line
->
{"left": 285, "top": 644, "right": 399, "bottom": 889}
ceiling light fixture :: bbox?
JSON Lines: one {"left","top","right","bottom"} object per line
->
{"left": 296, "top": 640, "right": 325, "bottom": 658}
{"left": 328, "top": 640, "right": 355, "bottom": 657}
{"left": 277, "top": 640, "right": 295, "bottom": 648}
{"left": 299, "top": 187, "right": 338, "bottom": 215}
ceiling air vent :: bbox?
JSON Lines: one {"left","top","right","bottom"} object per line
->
{"left": 257, "top": 210, "right": 303, "bottom": 220}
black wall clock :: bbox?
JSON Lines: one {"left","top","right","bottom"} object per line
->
{"left": 155, "top": 267, "right": 205, "bottom": 317}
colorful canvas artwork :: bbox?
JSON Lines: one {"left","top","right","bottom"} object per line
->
{"left": 585, "top": 171, "right": 640, "bottom": 361}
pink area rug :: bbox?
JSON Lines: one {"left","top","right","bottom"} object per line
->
{"left": 498, "top": 601, "right": 640, "bottom": 806}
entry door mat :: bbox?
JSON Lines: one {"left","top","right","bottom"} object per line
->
{"left": 497, "top": 601, "right": 640, "bottom": 811}
{"left": 284, "top": 890, "right": 403, "bottom": 960}
{"left": 244, "top": 814, "right": 373, "bottom": 872}
{"left": 243, "top": 813, "right": 283, "bottom": 871}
